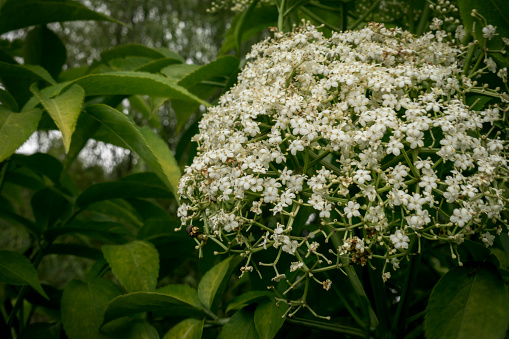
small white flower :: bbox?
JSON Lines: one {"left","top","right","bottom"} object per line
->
{"left": 290, "top": 261, "right": 303, "bottom": 272}
{"left": 482, "top": 25, "right": 497, "bottom": 40}
{"left": 482, "top": 232, "right": 495, "bottom": 247}
{"left": 450, "top": 208, "right": 472, "bottom": 227}
{"left": 344, "top": 201, "right": 361, "bottom": 218}
{"left": 390, "top": 230, "right": 410, "bottom": 249}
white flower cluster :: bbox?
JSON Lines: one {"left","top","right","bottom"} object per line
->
{"left": 177, "top": 23, "right": 507, "bottom": 287}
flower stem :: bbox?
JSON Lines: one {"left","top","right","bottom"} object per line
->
{"left": 285, "top": 317, "right": 366, "bottom": 337}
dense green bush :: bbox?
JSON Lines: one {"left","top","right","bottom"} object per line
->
{"left": 0, "top": 0, "right": 508, "bottom": 338}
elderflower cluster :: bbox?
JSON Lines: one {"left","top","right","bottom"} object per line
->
{"left": 177, "top": 23, "right": 507, "bottom": 294}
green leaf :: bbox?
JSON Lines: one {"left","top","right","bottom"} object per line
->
{"left": 171, "top": 56, "right": 240, "bottom": 132}
{"left": 234, "top": 0, "right": 260, "bottom": 55}
{"left": 254, "top": 301, "right": 288, "bottom": 339}
{"left": 102, "top": 285, "right": 205, "bottom": 324}
{"left": 85, "top": 199, "right": 143, "bottom": 228}
{"left": 11, "top": 153, "right": 63, "bottom": 186}
{"left": 220, "top": 6, "right": 278, "bottom": 55}
{"left": 31, "top": 186, "right": 71, "bottom": 229}
{"left": 44, "top": 221, "right": 131, "bottom": 243}
{"left": 425, "top": 262, "right": 509, "bottom": 339}
{"left": 101, "top": 44, "right": 183, "bottom": 64}
{"left": 76, "top": 172, "right": 172, "bottom": 209}
{"left": 135, "top": 58, "right": 182, "bottom": 73}
{"left": 19, "top": 322, "right": 61, "bottom": 339}
{"left": 73, "top": 72, "right": 208, "bottom": 105}
{"left": 86, "top": 105, "right": 181, "bottom": 196}
{"left": 101, "top": 319, "right": 160, "bottom": 339}
{"left": 127, "top": 199, "right": 169, "bottom": 221}
{"left": 47, "top": 244, "right": 103, "bottom": 260}
{"left": 198, "top": 256, "right": 233, "bottom": 310}
{"left": 460, "top": 239, "right": 491, "bottom": 261}
{"left": 162, "top": 318, "right": 204, "bottom": 339}
{"left": 64, "top": 112, "right": 101, "bottom": 168}
{"left": 0, "top": 107, "right": 42, "bottom": 162}
{"left": 161, "top": 64, "right": 201, "bottom": 81}
{"left": 178, "top": 56, "right": 240, "bottom": 89}
{"left": 0, "top": 60, "right": 56, "bottom": 85}
{"left": 23, "top": 25, "right": 67, "bottom": 78}
{"left": 0, "top": 250, "right": 48, "bottom": 299}
{"left": 102, "top": 240, "right": 159, "bottom": 293}
{"left": 0, "top": 88, "right": 18, "bottom": 111}
{"left": 458, "top": 0, "right": 509, "bottom": 67}
{"left": 226, "top": 291, "right": 272, "bottom": 314}
{"left": 138, "top": 126, "right": 181, "bottom": 198}
{"left": 218, "top": 309, "right": 259, "bottom": 339}
{"left": 108, "top": 56, "right": 154, "bottom": 72}
{"left": 0, "top": 0, "right": 125, "bottom": 35}
{"left": 61, "top": 278, "right": 122, "bottom": 339}
{"left": 30, "top": 83, "right": 85, "bottom": 152}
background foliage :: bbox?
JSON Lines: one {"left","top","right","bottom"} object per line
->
{"left": 0, "top": 0, "right": 508, "bottom": 338}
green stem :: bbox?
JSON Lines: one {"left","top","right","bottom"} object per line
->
{"left": 0, "top": 158, "right": 10, "bottom": 195}
{"left": 278, "top": 0, "right": 286, "bottom": 32}
{"left": 286, "top": 317, "right": 366, "bottom": 337}
{"left": 328, "top": 227, "right": 379, "bottom": 332}
{"left": 323, "top": 271, "right": 367, "bottom": 329}
{"left": 391, "top": 239, "right": 421, "bottom": 336}
{"left": 367, "top": 261, "right": 391, "bottom": 338}
{"left": 415, "top": 1, "right": 430, "bottom": 36}
{"left": 462, "top": 43, "right": 477, "bottom": 76}
{"left": 299, "top": 6, "right": 341, "bottom": 31}
{"left": 6, "top": 247, "right": 46, "bottom": 329}
{"left": 349, "top": 0, "right": 381, "bottom": 30}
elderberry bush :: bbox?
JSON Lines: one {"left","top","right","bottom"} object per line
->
{"left": 177, "top": 22, "right": 508, "bottom": 313}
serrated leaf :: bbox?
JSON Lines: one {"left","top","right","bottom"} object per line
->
{"left": 226, "top": 291, "right": 272, "bottom": 314}
{"left": 460, "top": 239, "right": 491, "bottom": 261}
{"left": 220, "top": 6, "right": 278, "bottom": 55}
{"left": 102, "top": 285, "right": 205, "bottom": 324}
{"left": 86, "top": 104, "right": 181, "bottom": 196}
{"left": 161, "top": 64, "right": 201, "bottom": 81}
{"left": 0, "top": 107, "right": 42, "bottom": 162}
{"left": 101, "top": 44, "right": 183, "bottom": 63}
{"left": 102, "top": 240, "right": 159, "bottom": 293}
{"left": 137, "top": 126, "right": 181, "bottom": 198}
{"left": 61, "top": 278, "right": 122, "bottom": 339}
{"left": 178, "top": 56, "right": 239, "bottom": 89}
{"left": 0, "top": 61, "right": 56, "bottom": 85}
{"left": 198, "top": 256, "right": 233, "bottom": 310}
{"left": 11, "top": 153, "right": 63, "bottom": 186}
{"left": 425, "top": 262, "right": 509, "bottom": 339}
{"left": 0, "top": 88, "right": 18, "bottom": 111}
{"left": 162, "top": 318, "right": 204, "bottom": 339}
{"left": 218, "top": 309, "right": 259, "bottom": 339}
{"left": 0, "top": 0, "right": 125, "bottom": 34}
{"left": 64, "top": 112, "right": 100, "bottom": 168}
{"left": 101, "top": 319, "right": 160, "bottom": 339}
{"left": 108, "top": 56, "right": 154, "bottom": 71}
{"left": 31, "top": 186, "right": 71, "bottom": 229}
{"left": 254, "top": 301, "right": 288, "bottom": 339}
{"left": 30, "top": 83, "right": 85, "bottom": 152}
{"left": 76, "top": 172, "right": 172, "bottom": 208}
{"left": 44, "top": 220, "right": 131, "bottom": 243}
{"left": 19, "top": 322, "right": 61, "bottom": 339}
{"left": 72, "top": 72, "right": 208, "bottom": 105}
{"left": 135, "top": 58, "right": 182, "bottom": 73}
{"left": 23, "top": 25, "right": 67, "bottom": 78}
{"left": 0, "top": 250, "right": 48, "bottom": 299}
